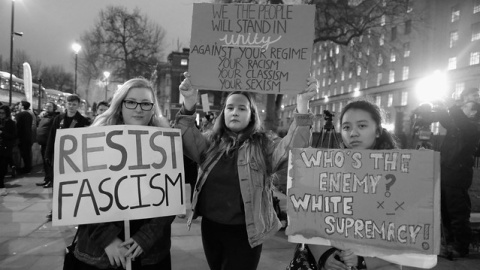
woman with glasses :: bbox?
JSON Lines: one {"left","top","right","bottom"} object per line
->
{"left": 73, "top": 78, "right": 175, "bottom": 270}
{"left": 0, "top": 105, "right": 17, "bottom": 196}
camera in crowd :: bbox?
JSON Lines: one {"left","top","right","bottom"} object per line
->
{"left": 323, "top": 110, "right": 334, "bottom": 122}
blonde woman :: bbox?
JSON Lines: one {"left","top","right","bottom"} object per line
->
{"left": 74, "top": 78, "right": 174, "bottom": 270}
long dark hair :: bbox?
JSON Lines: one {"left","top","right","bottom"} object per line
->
{"left": 339, "top": 100, "right": 398, "bottom": 150}
{"left": 203, "top": 91, "right": 274, "bottom": 173}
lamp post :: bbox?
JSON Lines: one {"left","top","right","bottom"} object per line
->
{"left": 103, "top": 71, "right": 110, "bottom": 101}
{"left": 9, "top": 0, "right": 23, "bottom": 106}
{"left": 37, "top": 78, "right": 42, "bottom": 111}
{"left": 72, "top": 43, "right": 81, "bottom": 94}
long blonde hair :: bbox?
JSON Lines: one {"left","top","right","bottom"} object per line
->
{"left": 92, "top": 77, "right": 169, "bottom": 127}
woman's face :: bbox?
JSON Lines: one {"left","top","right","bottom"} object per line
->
{"left": 224, "top": 94, "right": 251, "bottom": 133}
{"left": 122, "top": 87, "right": 155, "bottom": 126}
{"left": 341, "top": 108, "right": 378, "bottom": 150}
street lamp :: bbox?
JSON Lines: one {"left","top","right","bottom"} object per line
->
{"left": 103, "top": 71, "right": 110, "bottom": 101}
{"left": 72, "top": 43, "right": 81, "bottom": 94}
{"left": 9, "top": 0, "right": 23, "bottom": 106}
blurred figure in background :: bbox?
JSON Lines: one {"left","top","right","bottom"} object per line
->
{"left": 438, "top": 89, "right": 480, "bottom": 259}
{"left": 0, "top": 105, "right": 17, "bottom": 196}
{"left": 15, "top": 101, "right": 34, "bottom": 174}
{"left": 35, "top": 102, "right": 59, "bottom": 188}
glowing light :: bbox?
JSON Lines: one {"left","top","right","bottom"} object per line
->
{"left": 72, "top": 43, "right": 81, "bottom": 54}
{"left": 384, "top": 123, "right": 395, "bottom": 132}
{"left": 353, "top": 87, "right": 361, "bottom": 97}
{"left": 415, "top": 70, "right": 448, "bottom": 102}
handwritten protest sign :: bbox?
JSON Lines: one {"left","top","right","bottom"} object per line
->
{"left": 52, "top": 125, "right": 185, "bottom": 226}
{"left": 286, "top": 148, "right": 440, "bottom": 267}
{"left": 189, "top": 3, "right": 314, "bottom": 94}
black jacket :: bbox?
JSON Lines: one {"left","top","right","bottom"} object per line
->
{"left": 45, "top": 111, "right": 90, "bottom": 160}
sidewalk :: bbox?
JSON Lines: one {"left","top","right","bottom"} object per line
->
{"left": 0, "top": 167, "right": 479, "bottom": 269}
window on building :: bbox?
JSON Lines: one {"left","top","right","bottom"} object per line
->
{"left": 328, "top": 77, "right": 332, "bottom": 85}
{"left": 341, "top": 86, "right": 344, "bottom": 94}
{"left": 357, "top": 65, "right": 362, "bottom": 76}
{"left": 472, "top": 22, "right": 480, "bottom": 41}
{"left": 336, "top": 45, "right": 340, "bottom": 54}
{"left": 389, "top": 70, "right": 395, "bottom": 83}
{"left": 377, "top": 73, "right": 383, "bottom": 86}
{"left": 454, "top": 83, "right": 465, "bottom": 100}
{"left": 322, "top": 78, "right": 326, "bottom": 87}
{"left": 313, "top": 59, "right": 317, "bottom": 66}
{"left": 451, "top": 6, "right": 460, "bottom": 22}
{"left": 475, "top": 0, "right": 480, "bottom": 14}
{"left": 356, "top": 81, "right": 361, "bottom": 90}
{"left": 405, "top": 20, "right": 412, "bottom": 34}
{"left": 401, "top": 91, "right": 408, "bottom": 106}
{"left": 318, "top": 55, "right": 321, "bottom": 62}
{"left": 448, "top": 57, "right": 457, "bottom": 70}
{"left": 349, "top": 71, "right": 353, "bottom": 79}
{"left": 403, "top": 42, "right": 410, "bottom": 57}
{"left": 375, "top": 96, "right": 381, "bottom": 107}
{"left": 402, "top": 66, "right": 409, "bottom": 80}
{"left": 391, "top": 26, "right": 397, "bottom": 41}
{"left": 332, "top": 103, "right": 336, "bottom": 112}
{"left": 348, "top": 84, "right": 352, "bottom": 92}
{"left": 471, "top": 51, "right": 480, "bottom": 65}
{"left": 317, "top": 69, "right": 321, "bottom": 76}
{"left": 388, "top": 94, "right": 393, "bottom": 107}
{"left": 366, "top": 47, "right": 370, "bottom": 56}
{"left": 450, "top": 31, "right": 459, "bottom": 48}
{"left": 381, "top": 15, "right": 386, "bottom": 26}
{"left": 378, "top": 54, "right": 383, "bottom": 66}
{"left": 379, "top": 33, "right": 385, "bottom": 45}
{"left": 407, "top": 0, "right": 413, "bottom": 13}
{"left": 364, "top": 79, "right": 368, "bottom": 89}
{"left": 390, "top": 50, "right": 396, "bottom": 62}
{"left": 341, "top": 71, "right": 345, "bottom": 81}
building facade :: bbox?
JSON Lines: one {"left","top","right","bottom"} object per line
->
{"left": 279, "top": 0, "right": 480, "bottom": 149}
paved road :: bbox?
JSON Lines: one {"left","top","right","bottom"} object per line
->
{"left": 0, "top": 169, "right": 478, "bottom": 269}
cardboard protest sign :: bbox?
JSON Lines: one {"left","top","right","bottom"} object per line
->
{"left": 52, "top": 125, "right": 185, "bottom": 226}
{"left": 189, "top": 3, "right": 314, "bottom": 94}
{"left": 286, "top": 148, "right": 441, "bottom": 266}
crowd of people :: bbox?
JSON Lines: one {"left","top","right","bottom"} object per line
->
{"left": 0, "top": 97, "right": 109, "bottom": 197}
{"left": 1, "top": 76, "right": 479, "bottom": 269}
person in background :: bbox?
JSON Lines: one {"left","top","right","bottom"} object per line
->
{"left": 94, "top": 100, "right": 110, "bottom": 120}
{"left": 201, "top": 111, "right": 215, "bottom": 132}
{"left": 175, "top": 72, "right": 317, "bottom": 270}
{"left": 35, "top": 102, "right": 58, "bottom": 188}
{"left": 15, "top": 101, "right": 34, "bottom": 174}
{"left": 310, "top": 100, "right": 401, "bottom": 270}
{"left": 0, "top": 105, "right": 17, "bottom": 196}
{"left": 74, "top": 78, "right": 175, "bottom": 270}
{"left": 44, "top": 94, "right": 90, "bottom": 221}
{"left": 437, "top": 94, "right": 480, "bottom": 259}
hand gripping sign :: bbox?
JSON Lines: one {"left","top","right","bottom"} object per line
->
{"left": 52, "top": 125, "right": 186, "bottom": 226}
{"left": 286, "top": 148, "right": 441, "bottom": 269}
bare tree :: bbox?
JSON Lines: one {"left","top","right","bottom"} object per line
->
{"left": 40, "top": 65, "right": 73, "bottom": 92}
{"left": 79, "top": 5, "right": 166, "bottom": 84}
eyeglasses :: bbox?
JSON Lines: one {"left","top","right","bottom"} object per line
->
{"left": 123, "top": 100, "right": 154, "bottom": 111}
